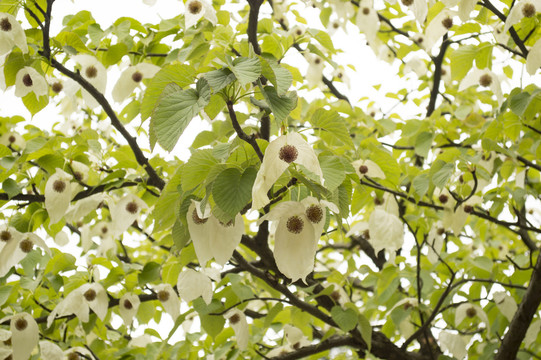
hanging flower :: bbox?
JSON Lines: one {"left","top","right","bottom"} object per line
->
{"left": 154, "top": 284, "right": 181, "bottom": 320}
{"left": 442, "top": 195, "right": 482, "bottom": 235}
{"left": 64, "top": 193, "right": 104, "bottom": 224}
{"left": 423, "top": 10, "right": 457, "bottom": 50}
{"left": 404, "top": 56, "right": 428, "bottom": 77}
{"left": 305, "top": 53, "right": 325, "bottom": 89}
{"left": 39, "top": 340, "right": 64, "bottom": 360}
{"left": 72, "top": 54, "right": 107, "bottom": 108}
{"left": 438, "top": 331, "right": 467, "bottom": 360}
{"left": 301, "top": 196, "right": 339, "bottom": 245}
{"left": 288, "top": 25, "right": 306, "bottom": 40}
{"left": 352, "top": 159, "right": 385, "bottom": 179}
{"left": 0, "top": 132, "right": 25, "bottom": 149}
{"left": 47, "top": 283, "right": 108, "bottom": 327}
{"left": 110, "top": 193, "right": 148, "bottom": 236}
{"left": 0, "top": 232, "right": 50, "bottom": 277}
{"left": 526, "top": 37, "right": 541, "bottom": 75}
{"left": 0, "top": 13, "right": 28, "bottom": 56}
{"left": 252, "top": 132, "right": 323, "bottom": 210}
{"left": 186, "top": 201, "right": 244, "bottom": 266}
{"left": 176, "top": 268, "right": 213, "bottom": 304}
{"left": 400, "top": 0, "right": 428, "bottom": 24}
{"left": 184, "top": 0, "right": 217, "bottom": 28}
{"left": 258, "top": 201, "right": 317, "bottom": 282}
{"left": 504, "top": 0, "right": 541, "bottom": 34}
{"left": 119, "top": 292, "right": 140, "bottom": 326}
{"left": 331, "top": 67, "right": 350, "bottom": 87}
{"left": 356, "top": 1, "right": 380, "bottom": 46}
{"left": 14, "top": 67, "right": 48, "bottom": 98}
{"left": 63, "top": 347, "right": 93, "bottom": 360}
{"left": 493, "top": 291, "right": 517, "bottom": 322}
{"left": 112, "top": 63, "right": 161, "bottom": 103}
{"left": 45, "top": 168, "right": 74, "bottom": 224}
{"left": 224, "top": 309, "right": 249, "bottom": 350}
{"left": 3, "top": 313, "right": 39, "bottom": 360}
{"left": 455, "top": 303, "right": 489, "bottom": 328}
{"left": 458, "top": 0, "right": 478, "bottom": 21}
{"left": 267, "top": 325, "right": 311, "bottom": 356}
{"left": 459, "top": 67, "right": 503, "bottom": 105}
{"left": 328, "top": 0, "right": 355, "bottom": 20}
{"left": 368, "top": 209, "right": 404, "bottom": 254}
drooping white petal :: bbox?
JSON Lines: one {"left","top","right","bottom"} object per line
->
{"left": 526, "top": 37, "right": 541, "bottom": 75}
{"left": 426, "top": 226, "right": 444, "bottom": 264}
{"left": 47, "top": 289, "right": 88, "bottom": 327}
{"left": 110, "top": 193, "right": 148, "bottom": 236}
{"left": 525, "top": 319, "right": 541, "bottom": 347}
{"left": 493, "top": 292, "right": 517, "bottom": 322}
{"left": 412, "top": 0, "right": 428, "bottom": 24}
{"left": 79, "top": 283, "right": 108, "bottom": 320}
{"left": 44, "top": 168, "right": 73, "bottom": 224}
{"left": 39, "top": 340, "right": 64, "bottom": 360}
{"left": 356, "top": 1, "right": 380, "bottom": 46}
{"left": 424, "top": 10, "right": 456, "bottom": 50}
{"left": 439, "top": 331, "right": 467, "bottom": 360}
{"left": 177, "top": 268, "right": 213, "bottom": 304}
{"left": 155, "top": 284, "right": 180, "bottom": 320}
{"left": 459, "top": 67, "right": 503, "bottom": 105}
{"left": 0, "top": 232, "right": 50, "bottom": 277}
{"left": 305, "top": 53, "right": 325, "bottom": 88}
{"left": 352, "top": 159, "right": 385, "bottom": 179}
{"left": 119, "top": 292, "right": 140, "bottom": 326}
{"left": 503, "top": 0, "right": 541, "bottom": 33}
{"left": 0, "top": 132, "right": 25, "bottom": 148}
{"left": 72, "top": 54, "right": 107, "bottom": 108}
{"left": 0, "top": 225, "right": 22, "bottom": 255}
{"left": 225, "top": 309, "right": 249, "bottom": 350}
{"left": 455, "top": 303, "right": 488, "bottom": 327}
{"left": 14, "top": 67, "right": 48, "bottom": 98}
{"left": 368, "top": 209, "right": 404, "bottom": 254}
{"left": 185, "top": 0, "right": 217, "bottom": 28}
{"left": 0, "top": 13, "right": 28, "bottom": 55}
{"left": 143, "top": 0, "right": 157, "bottom": 5}
{"left": 210, "top": 213, "right": 244, "bottom": 265}
{"left": 10, "top": 313, "right": 39, "bottom": 360}
{"left": 112, "top": 63, "right": 160, "bottom": 102}
{"left": 64, "top": 193, "right": 104, "bottom": 223}
{"left": 345, "top": 221, "right": 369, "bottom": 237}
{"left": 459, "top": 0, "right": 477, "bottom": 21}
{"left": 187, "top": 201, "right": 213, "bottom": 266}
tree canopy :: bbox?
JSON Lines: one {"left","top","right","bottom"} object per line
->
{"left": 0, "top": 0, "right": 541, "bottom": 359}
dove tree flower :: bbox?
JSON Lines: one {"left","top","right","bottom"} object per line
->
{"left": 526, "top": 37, "right": 541, "bottom": 75}
{"left": 368, "top": 209, "right": 404, "bottom": 254}
{"left": 44, "top": 168, "right": 74, "bottom": 224}
{"left": 224, "top": 309, "right": 249, "bottom": 350}
{"left": 503, "top": 0, "right": 541, "bottom": 33}
{"left": 356, "top": 1, "right": 380, "bottom": 47}
{"left": 155, "top": 284, "right": 181, "bottom": 320}
{"left": 400, "top": 0, "right": 428, "bottom": 24}
{"left": 1, "top": 313, "right": 39, "bottom": 360}
{"left": 72, "top": 54, "right": 107, "bottom": 108}
{"left": 186, "top": 201, "right": 244, "bottom": 266}
{"left": 39, "top": 340, "right": 64, "bottom": 360}
{"left": 0, "top": 232, "right": 50, "bottom": 277}
{"left": 459, "top": 67, "right": 503, "bottom": 105}
{"left": 0, "top": 13, "right": 28, "bottom": 56}
{"left": 252, "top": 132, "right": 323, "bottom": 209}
{"left": 14, "top": 67, "right": 48, "bottom": 98}
{"left": 112, "top": 63, "right": 161, "bottom": 103}
{"left": 119, "top": 293, "right": 140, "bottom": 326}
{"left": 352, "top": 159, "right": 385, "bottom": 179}
{"left": 423, "top": 9, "right": 457, "bottom": 50}
{"left": 0, "top": 132, "right": 25, "bottom": 149}
{"left": 184, "top": 0, "right": 217, "bottom": 28}
{"left": 47, "top": 283, "right": 109, "bottom": 327}
{"left": 176, "top": 268, "right": 213, "bottom": 304}
{"left": 305, "top": 53, "right": 325, "bottom": 88}
{"left": 110, "top": 193, "right": 148, "bottom": 236}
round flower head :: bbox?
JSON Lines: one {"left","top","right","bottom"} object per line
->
{"left": 0, "top": 132, "right": 25, "bottom": 149}
{"left": 224, "top": 309, "right": 249, "bottom": 350}
{"left": 119, "top": 292, "right": 140, "bottom": 326}
{"left": 72, "top": 54, "right": 107, "bottom": 108}
{"left": 186, "top": 201, "right": 244, "bottom": 266}
{"left": 47, "top": 282, "right": 108, "bottom": 327}
{"left": 252, "top": 132, "right": 323, "bottom": 210}
{"left": 503, "top": 0, "right": 541, "bottom": 34}
{"left": 177, "top": 268, "right": 213, "bottom": 304}
{"left": 258, "top": 201, "right": 317, "bottom": 282}
{"left": 185, "top": 0, "right": 217, "bottom": 28}
{"left": 6, "top": 313, "right": 39, "bottom": 360}
{"left": 154, "top": 284, "right": 181, "bottom": 320}
{"left": 0, "top": 233, "right": 50, "bottom": 277}
{"left": 0, "top": 13, "right": 28, "bottom": 56}
{"left": 423, "top": 10, "right": 457, "bottom": 50}
{"left": 14, "top": 66, "right": 48, "bottom": 98}
{"left": 110, "top": 193, "right": 148, "bottom": 236}
{"left": 45, "top": 168, "right": 74, "bottom": 224}
{"left": 112, "top": 63, "right": 161, "bottom": 103}
{"left": 459, "top": 67, "right": 503, "bottom": 105}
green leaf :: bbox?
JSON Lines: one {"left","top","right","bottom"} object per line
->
{"left": 193, "top": 298, "right": 225, "bottom": 338}
{"left": 181, "top": 149, "right": 219, "bottom": 191}
{"left": 509, "top": 91, "right": 534, "bottom": 116}
{"left": 45, "top": 252, "right": 76, "bottom": 274}
{"left": 0, "top": 145, "right": 11, "bottom": 157}
{"left": 141, "top": 63, "right": 196, "bottom": 120}
{"left": 357, "top": 313, "right": 372, "bottom": 351}
{"left": 212, "top": 167, "right": 257, "bottom": 219}
{"left": 2, "top": 178, "right": 20, "bottom": 199}
{"left": 319, "top": 156, "right": 346, "bottom": 190}
{"left": 450, "top": 45, "right": 477, "bottom": 81}
{"left": 331, "top": 306, "right": 358, "bottom": 332}
{"left": 102, "top": 43, "right": 128, "bottom": 66}
{"left": 431, "top": 161, "right": 455, "bottom": 188}
{"left": 310, "top": 109, "right": 354, "bottom": 148}
{"left": 138, "top": 261, "right": 161, "bottom": 285}
{"left": 261, "top": 86, "right": 298, "bottom": 123}
{"left": 414, "top": 132, "right": 434, "bottom": 158}
{"left": 55, "top": 31, "right": 89, "bottom": 54}
{"left": 172, "top": 220, "right": 190, "bottom": 250}
{"left": 203, "top": 68, "right": 236, "bottom": 92}
{"left": 151, "top": 78, "right": 211, "bottom": 151}
{"left": 412, "top": 173, "right": 430, "bottom": 198}
{"left": 260, "top": 57, "right": 292, "bottom": 95}
{"left": 0, "top": 286, "right": 12, "bottom": 306}
{"left": 229, "top": 57, "right": 261, "bottom": 86}
{"left": 308, "top": 29, "right": 336, "bottom": 53}
{"left": 22, "top": 93, "right": 49, "bottom": 116}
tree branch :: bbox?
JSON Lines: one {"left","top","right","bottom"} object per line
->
{"left": 426, "top": 35, "right": 451, "bottom": 117}
{"left": 246, "top": 0, "right": 263, "bottom": 55}
{"left": 226, "top": 101, "right": 264, "bottom": 161}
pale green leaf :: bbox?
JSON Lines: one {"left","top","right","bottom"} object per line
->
{"left": 212, "top": 167, "right": 257, "bottom": 220}
{"left": 310, "top": 109, "right": 354, "bottom": 148}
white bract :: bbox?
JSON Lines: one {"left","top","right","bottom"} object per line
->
{"left": 155, "top": 284, "right": 181, "bottom": 320}
{"left": 64, "top": 193, "right": 104, "bottom": 223}
{"left": 72, "top": 54, "right": 107, "bottom": 108}
{"left": 177, "top": 268, "right": 213, "bottom": 304}
{"left": 305, "top": 53, "right": 325, "bottom": 89}
{"left": 368, "top": 209, "right": 404, "bottom": 254}
{"left": 439, "top": 331, "right": 467, "bottom": 360}
{"left": 186, "top": 201, "right": 244, "bottom": 266}
{"left": 44, "top": 168, "right": 74, "bottom": 224}
{"left": 0, "top": 13, "right": 28, "bottom": 56}
{"left": 0, "top": 132, "right": 25, "bottom": 149}
{"left": 184, "top": 0, "right": 217, "bottom": 28}
{"left": 401, "top": 0, "right": 428, "bottom": 24}
{"left": 47, "top": 283, "right": 108, "bottom": 327}
{"left": 459, "top": 67, "right": 503, "bottom": 105}
{"left": 110, "top": 193, "right": 148, "bottom": 236}
{"left": 258, "top": 201, "right": 317, "bottom": 282}
{"left": 423, "top": 10, "right": 457, "bottom": 50}
{"left": 112, "top": 63, "right": 161, "bottom": 102}
{"left": 0, "top": 232, "right": 50, "bottom": 277}
{"left": 356, "top": 1, "right": 380, "bottom": 46}
{"left": 503, "top": 0, "right": 541, "bottom": 34}
{"left": 493, "top": 291, "right": 517, "bottom": 322}
{"left": 224, "top": 309, "right": 249, "bottom": 350}
{"left": 252, "top": 132, "right": 323, "bottom": 209}
{"left": 4, "top": 313, "right": 39, "bottom": 360}
{"left": 526, "top": 37, "right": 541, "bottom": 75}
{"left": 455, "top": 303, "right": 489, "bottom": 329}
{"left": 39, "top": 340, "right": 64, "bottom": 360}
{"left": 14, "top": 67, "right": 48, "bottom": 98}
{"left": 352, "top": 159, "right": 385, "bottom": 179}
{"left": 119, "top": 292, "right": 140, "bottom": 326}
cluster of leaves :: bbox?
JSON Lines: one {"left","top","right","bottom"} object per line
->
{"left": 0, "top": 0, "right": 541, "bottom": 359}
